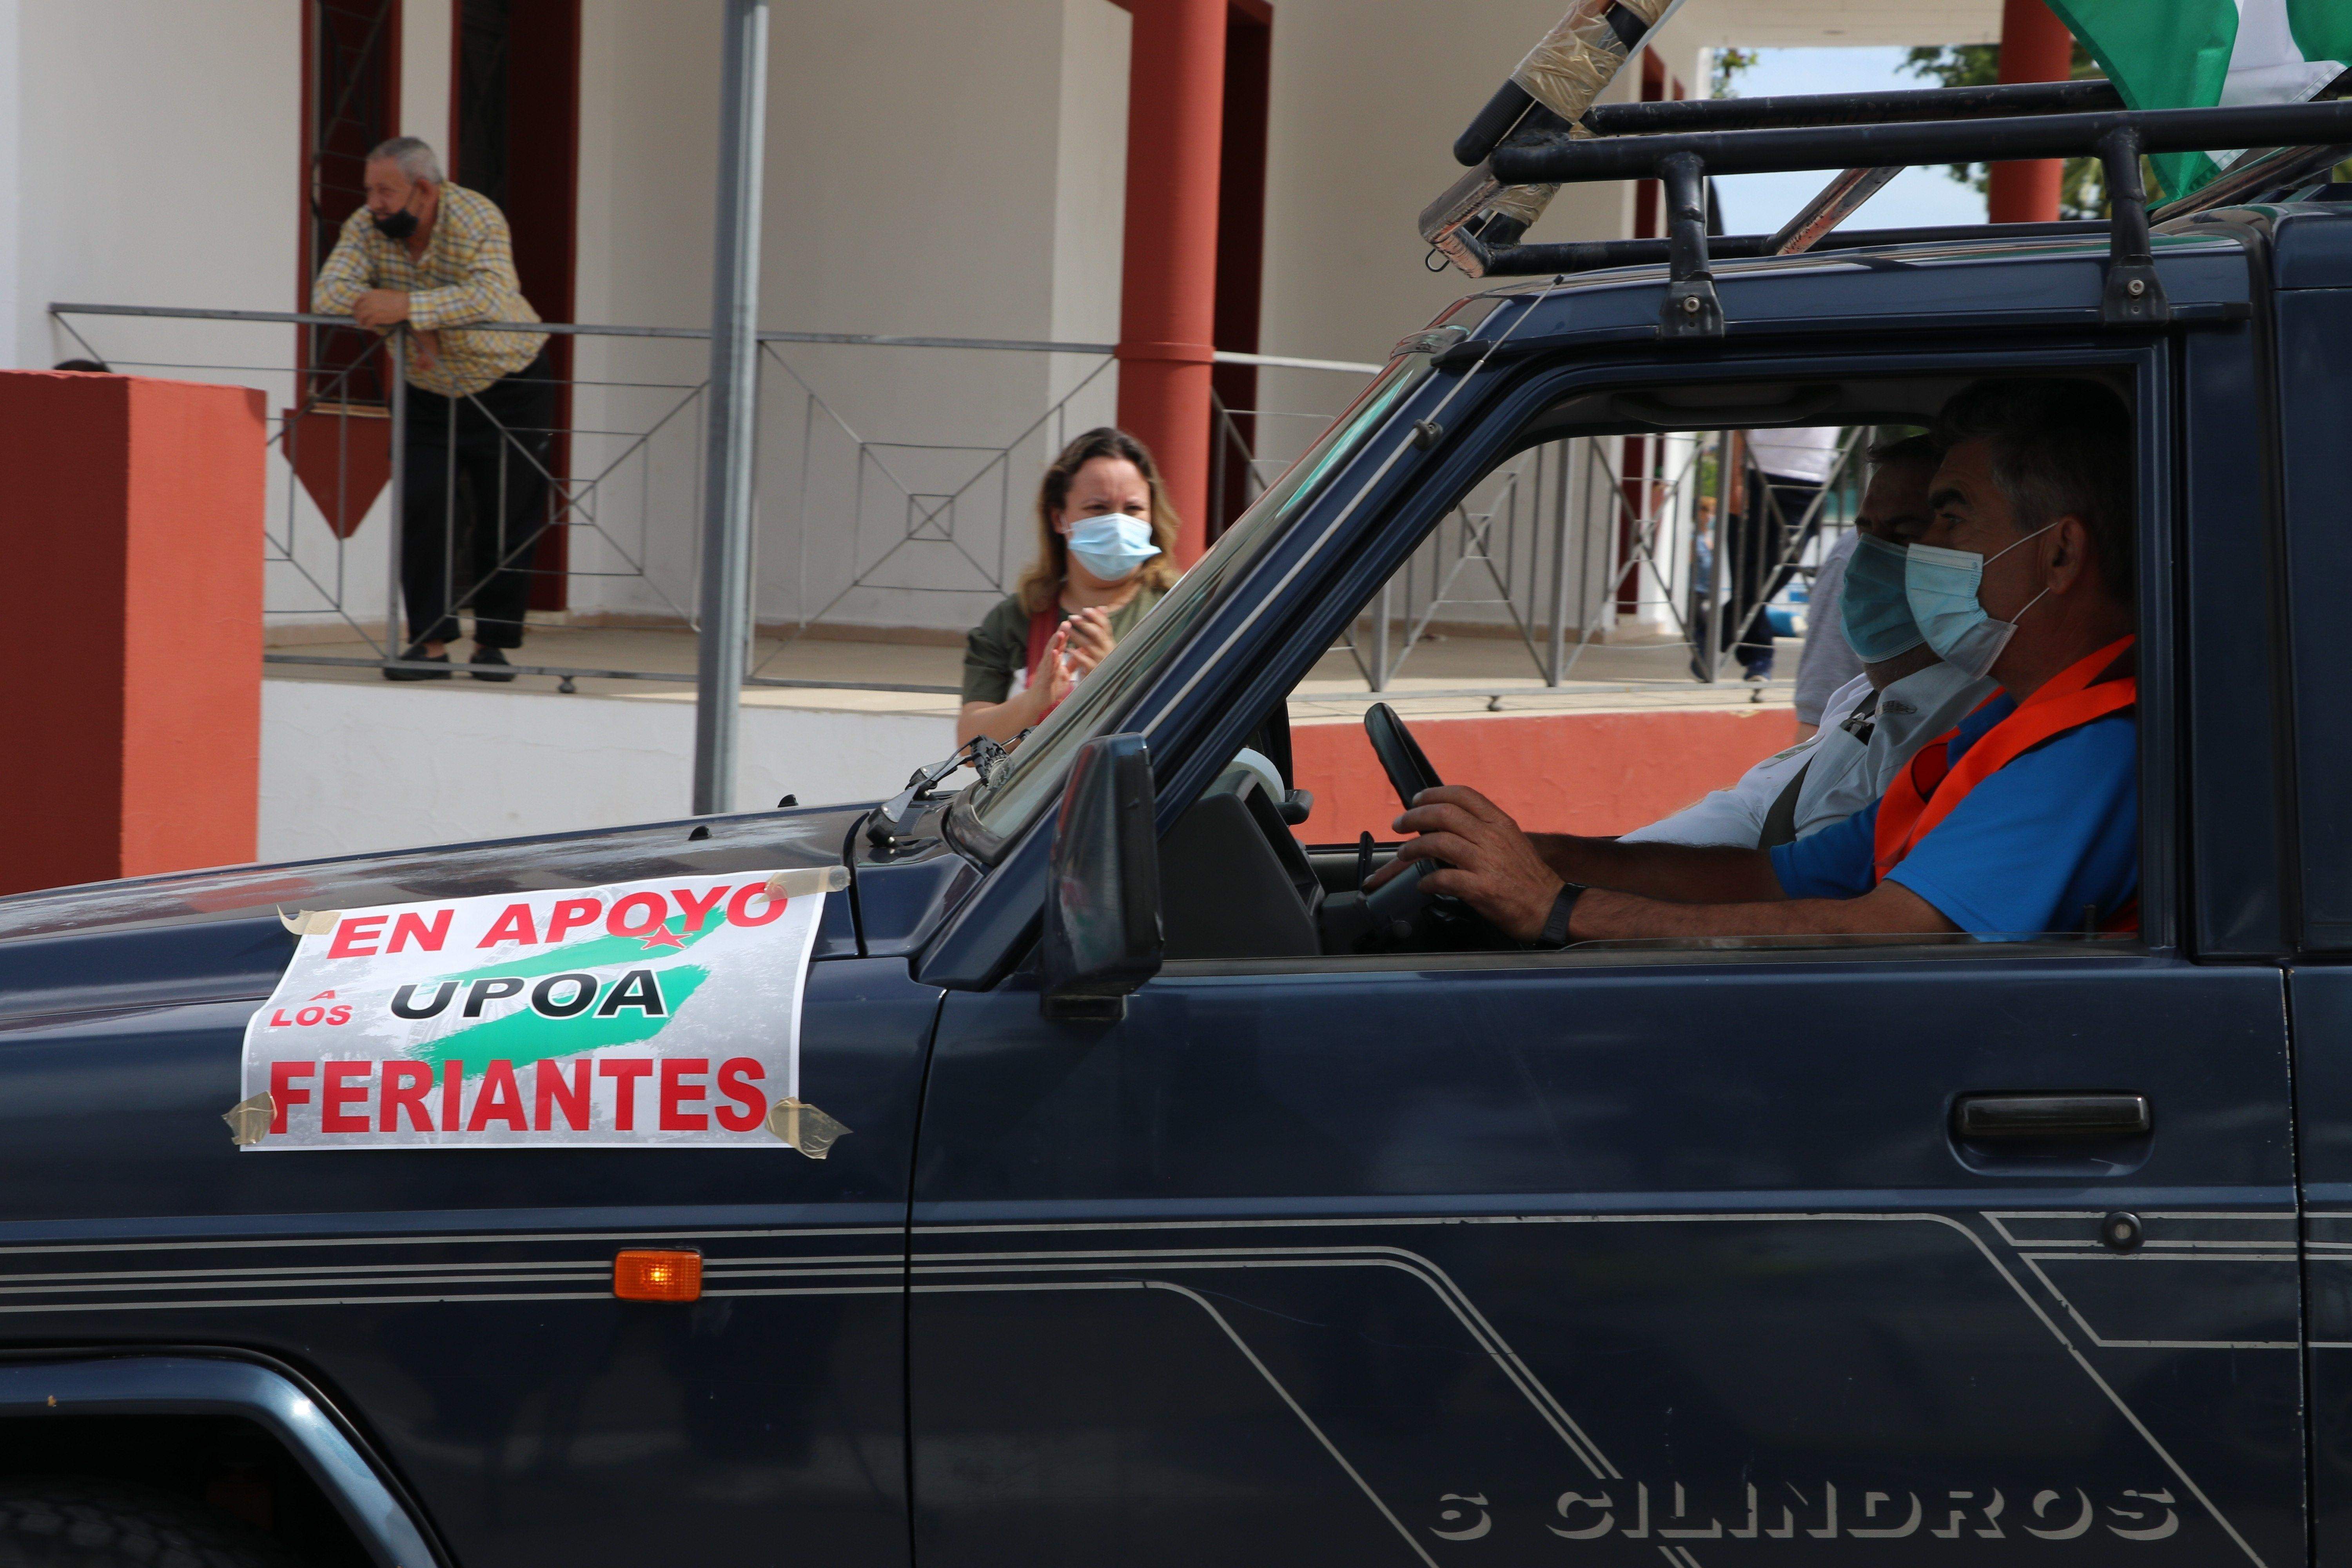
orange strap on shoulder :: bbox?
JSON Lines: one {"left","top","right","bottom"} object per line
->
{"left": 1872, "top": 635, "right": 2137, "bottom": 882}
{"left": 1874, "top": 727, "right": 1958, "bottom": 867}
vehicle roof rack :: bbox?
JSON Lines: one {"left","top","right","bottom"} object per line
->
{"left": 1467, "top": 78, "right": 2127, "bottom": 161}
{"left": 1422, "top": 80, "right": 2352, "bottom": 339}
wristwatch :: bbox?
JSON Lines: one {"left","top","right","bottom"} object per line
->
{"left": 1526, "top": 883, "right": 1586, "bottom": 950}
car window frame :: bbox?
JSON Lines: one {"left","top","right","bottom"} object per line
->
{"left": 1138, "top": 336, "right": 2181, "bottom": 978}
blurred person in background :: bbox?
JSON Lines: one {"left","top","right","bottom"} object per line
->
{"left": 958, "top": 427, "right": 1181, "bottom": 746}
{"left": 1703, "top": 424, "right": 1840, "bottom": 686}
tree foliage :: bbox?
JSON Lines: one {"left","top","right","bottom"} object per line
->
{"left": 1900, "top": 42, "right": 2141, "bottom": 215}
{"left": 1710, "top": 47, "right": 1759, "bottom": 100}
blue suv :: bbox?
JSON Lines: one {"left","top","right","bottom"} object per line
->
{"left": 6, "top": 83, "right": 2352, "bottom": 1568}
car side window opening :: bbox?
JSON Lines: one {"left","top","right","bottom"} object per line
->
{"left": 1157, "top": 370, "right": 2147, "bottom": 965}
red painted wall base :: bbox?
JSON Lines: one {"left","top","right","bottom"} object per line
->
{"left": 0, "top": 371, "right": 265, "bottom": 895}
{"left": 1290, "top": 706, "right": 1802, "bottom": 844}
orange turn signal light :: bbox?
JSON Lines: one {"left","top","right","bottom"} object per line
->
{"left": 613, "top": 1249, "right": 702, "bottom": 1302}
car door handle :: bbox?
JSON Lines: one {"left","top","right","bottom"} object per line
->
{"left": 1953, "top": 1093, "right": 2151, "bottom": 1142}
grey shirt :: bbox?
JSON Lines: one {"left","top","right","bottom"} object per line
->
{"left": 1793, "top": 530, "right": 1864, "bottom": 726}
{"left": 1621, "top": 661, "right": 2000, "bottom": 848}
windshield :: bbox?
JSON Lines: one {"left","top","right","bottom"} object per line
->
{"left": 961, "top": 349, "right": 1440, "bottom": 848}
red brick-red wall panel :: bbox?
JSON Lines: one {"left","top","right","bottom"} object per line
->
{"left": 0, "top": 372, "right": 134, "bottom": 887}
{"left": 119, "top": 379, "right": 265, "bottom": 878}
{"left": 0, "top": 370, "right": 263, "bottom": 895}
{"left": 1290, "top": 706, "right": 1802, "bottom": 844}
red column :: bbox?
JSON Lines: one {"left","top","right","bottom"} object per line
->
{"left": 0, "top": 372, "right": 264, "bottom": 895}
{"left": 1989, "top": 0, "right": 2074, "bottom": 223}
{"left": 1117, "top": 0, "right": 1227, "bottom": 566}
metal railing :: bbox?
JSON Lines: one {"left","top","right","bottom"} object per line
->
{"left": 1313, "top": 423, "right": 1868, "bottom": 695}
{"left": 52, "top": 302, "right": 1386, "bottom": 700}
{"left": 49, "top": 299, "right": 1871, "bottom": 716}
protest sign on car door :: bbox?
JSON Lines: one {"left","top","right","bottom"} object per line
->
{"left": 230, "top": 867, "right": 849, "bottom": 1154}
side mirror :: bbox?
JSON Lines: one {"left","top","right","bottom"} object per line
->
{"left": 1040, "top": 733, "right": 1163, "bottom": 1020}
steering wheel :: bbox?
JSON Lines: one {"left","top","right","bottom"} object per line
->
{"left": 1331, "top": 704, "right": 1499, "bottom": 952}
{"left": 1366, "top": 701, "right": 1443, "bottom": 811}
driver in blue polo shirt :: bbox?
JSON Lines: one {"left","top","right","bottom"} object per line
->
{"left": 1768, "top": 657, "right": 2137, "bottom": 937}
{"left": 1372, "top": 379, "right": 2140, "bottom": 946}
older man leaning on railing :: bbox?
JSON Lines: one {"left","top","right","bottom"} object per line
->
{"left": 312, "top": 135, "right": 553, "bottom": 683}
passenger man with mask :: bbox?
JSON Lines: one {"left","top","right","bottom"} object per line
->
{"left": 1372, "top": 379, "right": 2139, "bottom": 946}
{"left": 313, "top": 136, "right": 553, "bottom": 681}
{"left": 1618, "top": 434, "right": 1997, "bottom": 851}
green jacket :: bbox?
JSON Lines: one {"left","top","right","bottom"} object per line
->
{"left": 960, "top": 587, "right": 1164, "bottom": 706}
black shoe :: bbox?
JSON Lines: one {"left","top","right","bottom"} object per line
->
{"left": 385, "top": 650, "right": 452, "bottom": 681}
{"left": 469, "top": 645, "right": 518, "bottom": 682}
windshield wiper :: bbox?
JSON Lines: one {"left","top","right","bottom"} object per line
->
{"left": 868, "top": 735, "right": 1007, "bottom": 846}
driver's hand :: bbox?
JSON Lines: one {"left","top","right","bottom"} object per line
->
{"left": 1367, "top": 784, "right": 1564, "bottom": 943}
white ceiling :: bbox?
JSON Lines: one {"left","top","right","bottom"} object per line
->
{"left": 1671, "top": 0, "right": 2004, "bottom": 48}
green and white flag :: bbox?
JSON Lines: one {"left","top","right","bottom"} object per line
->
{"left": 2044, "top": 0, "right": 2351, "bottom": 196}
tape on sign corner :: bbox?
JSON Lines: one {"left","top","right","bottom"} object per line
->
{"left": 223, "top": 1093, "right": 275, "bottom": 1147}
{"left": 766, "top": 1098, "right": 852, "bottom": 1159}
{"left": 767, "top": 866, "right": 851, "bottom": 900}
{"left": 276, "top": 907, "right": 339, "bottom": 937}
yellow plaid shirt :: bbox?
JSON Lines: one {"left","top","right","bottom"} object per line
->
{"left": 311, "top": 183, "right": 549, "bottom": 399}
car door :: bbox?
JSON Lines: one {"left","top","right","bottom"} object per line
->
{"left": 2269, "top": 275, "right": 2352, "bottom": 1567}
{"left": 0, "top": 809, "right": 924, "bottom": 1568}
{"left": 906, "top": 333, "right": 2304, "bottom": 1567}
{"left": 910, "top": 947, "right": 2296, "bottom": 1568}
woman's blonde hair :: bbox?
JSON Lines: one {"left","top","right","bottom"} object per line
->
{"left": 1014, "top": 426, "right": 1182, "bottom": 614}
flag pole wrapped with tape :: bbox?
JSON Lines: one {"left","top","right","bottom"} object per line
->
{"left": 1421, "top": 0, "right": 1689, "bottom": 278}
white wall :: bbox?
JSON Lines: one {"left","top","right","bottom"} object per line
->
{"left": 401, "top": 0, "right": 454, "bottom": 151}
{"left": 1684, "top": 0, "right": 1999, "bottom": 47}
{"left": 0, "top": 2, "right": 480, "bottom": 640}
{"left": 0, "top": 2, "right": 387, "bottom": 637}
{"left": 566, "top": 0, "right": 720, "bottom": 635}
{"left": 1258, "top": 0, "right": 1581, "bottom": 374}
{"left": 1049, "top": 0, "right": 1128, "bottom": 414}
{"left": 569, "top": 0, "right": 1134, "bottom": 638}
{"left": 0, "top": 0, "right": 20, "bottom": 371}
{"left": 5, "top": 1, "right": 296, "bottom": 369}
{"left": 260, "top": 679, "right": 952, "bottom": 861}
{"left": 754, "top": 0, "right": 1060, "bottom": 635}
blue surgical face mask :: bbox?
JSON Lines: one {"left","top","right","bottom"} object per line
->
{"left": 1839, "top": 532, "right": 1925, "bottom": 662}
{"left": 1066, "top": 512, "right": 1159, "bottom": 583}
{"left": 1904, "top": 522, "right": 2056, "bottom": 680}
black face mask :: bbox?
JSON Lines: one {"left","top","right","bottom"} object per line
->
{"left": 372, "top": 207, "right": 419, "bottom": 241}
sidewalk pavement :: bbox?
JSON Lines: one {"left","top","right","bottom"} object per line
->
{"left": 265, "top": 622, "right": 1804, "bottom": 724}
